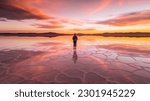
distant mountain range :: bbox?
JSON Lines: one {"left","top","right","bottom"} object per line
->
{"left": 0, "top": 32, "right": 62, "bottom": 37}
{"left": 93, "top": 32, "right": 150, "bottom": 37}
{"left": 0, "top": 32, "right": 150, "bottom": 37}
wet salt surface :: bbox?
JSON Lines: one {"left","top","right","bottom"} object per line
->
{"left": 0, "top": 36, "right": 150, "bottom": 84}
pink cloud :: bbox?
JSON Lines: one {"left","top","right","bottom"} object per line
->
{"left": 96, "top": 10, "right": 150, "bottom": 26}
{"left": 91, "top": 0, "right": 112, "bottom": 14}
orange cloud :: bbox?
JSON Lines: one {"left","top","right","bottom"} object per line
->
{"left": 33, "top": 23, "right": 64, "bottom": 29}
{"left": 96, "top": 10, "right": 150, "bottom": 26}
{"left": 33, "top": 17, "right": 86, "bottom": 29}
{"left": 0, "top": 0, "right": 51, "bottom": 20}
{"left": 72, "top": 28, "right": 96, "bottom": 31}
{"left": 49, "top": 19, "right": 83, "bottom": 26}
{"left": 60, "top": 18, "right": 85, "bottom": 26}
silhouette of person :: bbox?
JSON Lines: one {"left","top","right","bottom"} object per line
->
{"left": 72, "top": 48, "right": 78, "bottom": 64}
{"left": 72, "top": 33, "right": 78, "bottom": 48}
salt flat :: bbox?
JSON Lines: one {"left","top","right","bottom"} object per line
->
{"left": 0, "top": 36, "right": 150, "bottom": 84}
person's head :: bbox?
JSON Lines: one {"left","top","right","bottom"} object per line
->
{"left": 74, "top": 33, "right": 77, "bottom": 36}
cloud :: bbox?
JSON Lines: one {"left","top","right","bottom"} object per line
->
{"left": 33, "top": 24, "right": 64, "bottom": 29}
{"left": 118, "top": 0, "right": 124, "bottom": 6}
{"left": 60, "top": 18, "right": 85, "bottom": 26}
{"left": 0, "top": 0, "right": 51, "bottom": 20}
{"left": 96, "top": 10, "right": 150, "bottom": 26}
{"left": 0, "top": 18, "right": 7, "bottom": 21}
{"left": 72, "top": 28, "right": 96, "bottom": 31}
{"left": 33, "top": 17, "right": 85, "bottom": 29}
{"left": 91, "top": 0, "right": 112, "bottom": 14}
{"left": 49, "top": 21, "right": 62, "bottom": 25}
{"left": 48, "top": 18, "right": 85, "bottom": 27}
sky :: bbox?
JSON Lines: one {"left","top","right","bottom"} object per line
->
{"left": 0, "top": 0, "right": 150, "bottom": 34}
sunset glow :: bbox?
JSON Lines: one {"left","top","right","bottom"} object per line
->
{"left": 0, "top": 0, "right": 150, "bottom": 33}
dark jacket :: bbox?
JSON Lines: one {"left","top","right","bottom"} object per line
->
{"left": 72, "top": 35, "right": 78, "bottom": 41}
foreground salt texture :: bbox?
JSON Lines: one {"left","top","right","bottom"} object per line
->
{"left": 0, "top": 36, "right": 150, "bottom": 84}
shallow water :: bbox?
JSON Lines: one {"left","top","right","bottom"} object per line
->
{"left": 0, "top": 36, "right": 150, "bottom": 84}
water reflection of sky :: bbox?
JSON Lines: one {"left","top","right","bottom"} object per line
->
{"left": 0, "top": 36, "right": 150, "bottom": 84}
{"left": 0, "top": 36, "right": 150, "bottom": 51}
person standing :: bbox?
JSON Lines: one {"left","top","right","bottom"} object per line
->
{"left": 72, "top": 33, "right": 78, "bottom": 48}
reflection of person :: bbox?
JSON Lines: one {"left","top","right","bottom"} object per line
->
{"left": 72, "top": 48, "right": 78, "bottom": 64}
{"left": 72, "top": 33, "right": 78, "bottom": 48}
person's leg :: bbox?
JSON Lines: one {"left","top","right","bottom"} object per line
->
{"left": 73, "top": 41, "right": 77, "bottom": 47}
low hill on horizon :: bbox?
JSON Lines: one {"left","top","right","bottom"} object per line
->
{"left": 0, "top": 32, "right": 150, "bottom": 37}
